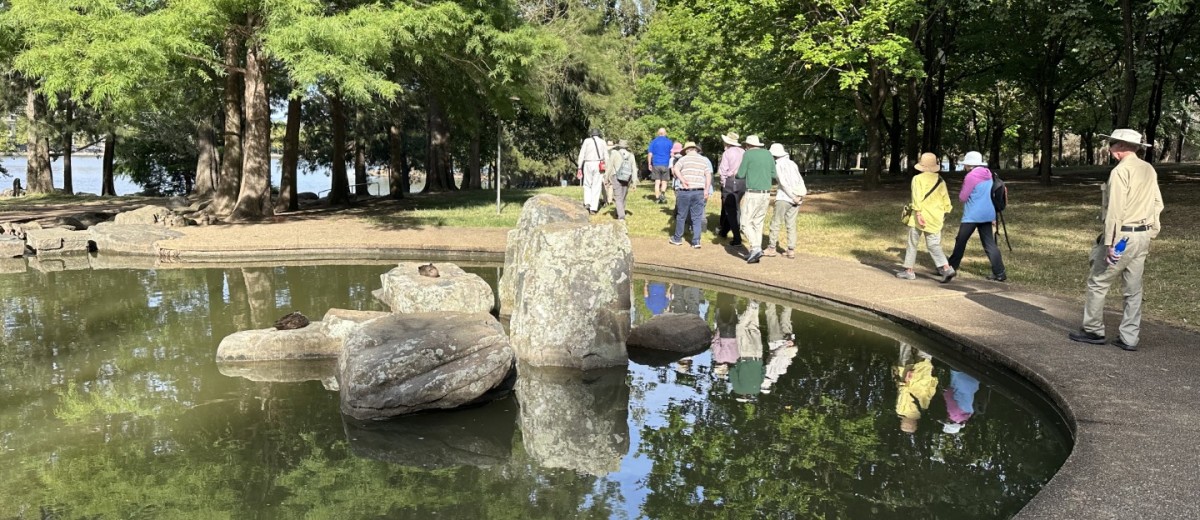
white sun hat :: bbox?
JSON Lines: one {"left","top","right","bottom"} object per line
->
{"left": 769, "top": 143, "right": 788, "bottom": 158}
{"left": 1099, "top": 128, "right": 1152, "bottom": 148}
{"left": 744, "top": 135, "right": 765, "bottom": 148}
{"left": 721, "top": 132, "right": 741, "bottom": 146}
{"left": 961, "top": 151, "right": 986, "bottom": 167}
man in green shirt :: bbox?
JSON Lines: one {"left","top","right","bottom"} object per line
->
{"left": 736, "top": 135, "right": 777, "bottom": 263}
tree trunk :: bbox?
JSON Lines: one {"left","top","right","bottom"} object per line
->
{"left": 1144, "top": 33, "right": 1170, "bottom": 164}
{"left": 275, "top": 96, "right": 301, "bottom": 212}
{"left": 193, "top": 116, "right": 219, "bottom": 199}
{"left": 1176, "top": 119, "right": 1186, "bottom": 162}
{"left": 1057, "top": 129, "right": 1064, "bottom": 164}
{"left": 230, "top": 35, "right": 273, "bottom": 221}
{"left": 1038, "top": 102, "right": 1058, "bottom": 185}
{"left": 62, "top": 100, "right": 73, "bottom": 195}
{"left": 1082, "top": 131, "right": 1095, "bottom": 165}
{"left": 354, "top": 136, "right": 368, "bottom": 197}
{"left": 328, "top": 92, "right": 351, "bottom": 205}
{"left": 24, "top": 88, "right": 53, "bottom": 194}
{"left": 213, "top": 28, "right": 244, "bottom": 216}
{"left": 904, "top": 78, "right": 920, "bottom": 175}
{"left": 387, "top": 104, "right": 405, "bottom": 200}
{"left": 1115, "top": 0, "right": 1136, "bottom": 128}
{"left": 426, "top": 94, "right": 452, "bottom": 192}
{"left": 469, "top": 130, "right": 482, "bottom": 189}
{"left": 101, "top": 131, "right": 116, "bottom": 196}
{"left": 888, "top": 94, "right": 902, "bottom": 176}
{"left": 988, "top": 111, "right": 1004, "bottom": 168}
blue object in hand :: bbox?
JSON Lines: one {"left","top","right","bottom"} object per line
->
{"left": 1108, "top": 237, "right": 1128, "bottom": 265}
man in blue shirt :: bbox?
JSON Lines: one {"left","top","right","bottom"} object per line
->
{"left": 647, "top": 128, "right": 674, "bottom": 204}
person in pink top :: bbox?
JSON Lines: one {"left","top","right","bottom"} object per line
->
{"left": 947, "top": 151, "right": 1006, "bottom": 281}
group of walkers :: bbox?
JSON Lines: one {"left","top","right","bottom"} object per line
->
{"left": 581, "top": 126, "right": 1165, "bottom": 352}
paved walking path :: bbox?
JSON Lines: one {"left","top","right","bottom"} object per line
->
{"left": 152, "top": 218, "right": 1200, "bottom": 519}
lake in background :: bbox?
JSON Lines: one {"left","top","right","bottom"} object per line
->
{"left": 0, "top": 155, "right": 409, "bottom": 197}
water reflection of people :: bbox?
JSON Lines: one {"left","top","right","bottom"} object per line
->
{"left": 711, "top": 293, "right": 739, "bottom": 379}
{"left": 895, "top": 343, "right": 939, "bottom": 433}
{"left": 644, "top": 281, "right": 672, "bottom": 317}
{"left": 731, "top": 300, "right": 764, "bottom": 401}
{"left": 761, "top": 303, "right": 797, "bottom": 394}
{"left": 942, "top": 370, "right": 980, "bottom": 435}
{"left": 670, "top": 285, "right": 703, "bottom": 316}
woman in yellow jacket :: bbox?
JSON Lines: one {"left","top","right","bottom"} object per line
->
{"left": 896, "top": 153, "right": 956, "bottom": 282}
{"left": 895, "top": 348, "right": 940, "bottom": 434}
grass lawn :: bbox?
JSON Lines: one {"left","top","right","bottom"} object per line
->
{"left": 363, "top": 165, "right": 1200, "bottom": 330}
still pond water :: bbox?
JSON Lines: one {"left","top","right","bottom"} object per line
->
{"left": 0, "top": 263, "right": 1069, "bottom": 519}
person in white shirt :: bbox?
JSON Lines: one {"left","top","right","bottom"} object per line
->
{"left": 764, "top": 143, "right": 807, "bottom": 259}
{"left": 575, "top": 129, "right": 609, "bottom": 214}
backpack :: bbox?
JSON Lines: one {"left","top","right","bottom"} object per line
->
{"left": 990, "top": 172, "right": 1008, "bottom": 213}
{"left": 616, "top": 150, "right": 635, "bottom": 181}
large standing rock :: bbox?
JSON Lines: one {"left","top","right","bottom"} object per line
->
{"left": 89, "top": 222, "right": 183, "bottom": 255}
{"left": 23, "top": 228, "right": 92, "bottom": 256}
{"left": 216, "top": 324, "right": 341, "bottom": 362}
{"left": 509, "top": 219, "right": 632, "bottom": 369}
{"left": 0, "top": 235, "right": 26, "bottom": 258}
{"left": 515, "top": 364, "right": 630, "bottom": 476}
{"left": 627, "top": 313, "right": 712, "bottom": 354}
{"left": 338, "top": 312, "right": 515, "bottom": 420}
{"left": 498, "top": 194, "right": 591, "bottom": 315}
{"left": 373, "top": 262, "right": 494, "bottom": 314}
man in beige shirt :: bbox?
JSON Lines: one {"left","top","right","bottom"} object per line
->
{"left": 1069, "top": 129, "right": 1165, "bottom": 351}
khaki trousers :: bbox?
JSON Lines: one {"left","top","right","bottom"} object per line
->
{"left": 1082, "top": 231, "right": 1150, "bottom": 345}
{"left": 767, "top": 199, "right": 800, "bottom": 251}
{"left": 902, "top": 227, "right": 948, "bottom": 269}
{"left": 739, "top": 192, "right": 771, "bottom": 252}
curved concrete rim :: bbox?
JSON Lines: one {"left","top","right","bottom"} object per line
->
{"left": 144, "top": 233, "right": 1198, "bottom": 519}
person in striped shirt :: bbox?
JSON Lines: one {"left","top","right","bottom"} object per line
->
{"left": 668, "top": 142, "right": 714, "bottom": 248}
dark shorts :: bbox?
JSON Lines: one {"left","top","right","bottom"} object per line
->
{"left": 650, "top": 165, "right": 671, "bottom": 182}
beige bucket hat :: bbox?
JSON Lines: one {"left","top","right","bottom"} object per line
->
{"left": 617, "top": 139, "right": 629, "bottom": 149}
{"left": 914, "top": 153, "right": 940, "bottom": 173}
{"left": 744, "top": 135, "right": 765, "bottom": 148}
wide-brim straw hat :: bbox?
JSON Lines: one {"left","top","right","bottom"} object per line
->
{"left": 744, "top": 135, "right": 765, "bottom": 147}
{"left": 914, "top": 152, "right": 940, "bottom": 172}
{"left": 1100, "top": 128, "right": 1152, "bottom": 148}
{"left": 721, "top": 132, "right": 741, "bottom": 146}
{"left": 682, "top": 141, "right": 699, "bottom": 152}
{"left": 617, "top": 139, "right": 629, "bottom": 149}
{"left": 961, "top": 151, "right": 986, "bottom": 167}
{"left": 769, "top": 143, "right": 788, "bottom": 158}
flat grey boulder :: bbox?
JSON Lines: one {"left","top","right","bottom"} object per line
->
{"left": 322, "top": 308, "right": 389, "bottom": 342}
{"left": 216, "top": 323, "right": 341, "bottom": 362}
{"left": 89, "top": 222, "right": 183, "bottom": 255}
{"left": 509, "top": 220, "right": 632, "bottom": 369}
{"left": 217, "top": 359, "right": 338, "bottom": 384}
{"left": 24, "top": 228, "right": 91, "bottom": 256}
{"left": 626, "top": 313, "right": 712, "bottom": 355}
{"left": 0, "top": 257, "right": 26, "bottom": 274}
{"left": 114, "top": 205, "right": 192, "bottom": 227}
{"left": 338, "top": 312, "right": 515, "bottom": 420}
{"left": 498, "top": 194, "right": 591, "bottom": 315}
{"left": 372, "top": 262, "right": 494, "bottom": 314}
{"left": 0, "top": 235, "right": 26, "bottom": 258}
{"left": 516, "top": 364, "right": 630, "bottom": 476}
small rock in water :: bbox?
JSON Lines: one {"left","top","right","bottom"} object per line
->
{"left": 418, "top": 263, "right": 440, "bottom": 278}
{"left": 274, "top": 311, "right": 310, "bottom": 330}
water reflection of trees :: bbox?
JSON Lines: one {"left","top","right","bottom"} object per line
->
{"left": 634, "top": 295, "right": 1068, "bottom": 519}
{"left": 0, "top": 265, "right": 618, "bottom": 518}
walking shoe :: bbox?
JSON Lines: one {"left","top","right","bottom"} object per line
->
{"left": 1112, "top": 338, "right": 1139, "bottom": 351}
{"left": 729, "top": 240, "right": 743, "bottom": 247}
{"left": 987, "top": 273, "right": 1007, "bottom": 282}
{"left": 746, "top": 250, "right": 763, "bottom": 264}
{"left": 668, "top": 237, "right": 684, "bottom": 246}
{"left": 894, "top": 270, "right": 916, "bottom": 280}
{"left": 939, "top": 267, "right": 957, "bottom": 283}
{"left": 1067, "top": 329, "right": 1106, "bottom": 345}
{"left": 785, "top": 249, "right": 795, "bottom": 259}
{"left": 692, "top": 243, "right": 701, "bottom": 249}
{"left": 763, "top": 248, "right": 778, "bottom": 257}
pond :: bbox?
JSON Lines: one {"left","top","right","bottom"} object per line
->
{"left": 0, "top": 262, "right": 1069, "bottom": 519}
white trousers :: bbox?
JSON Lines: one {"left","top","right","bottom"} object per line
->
{"left": 582, "top": 163, "right": 603, "bottom": 211}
